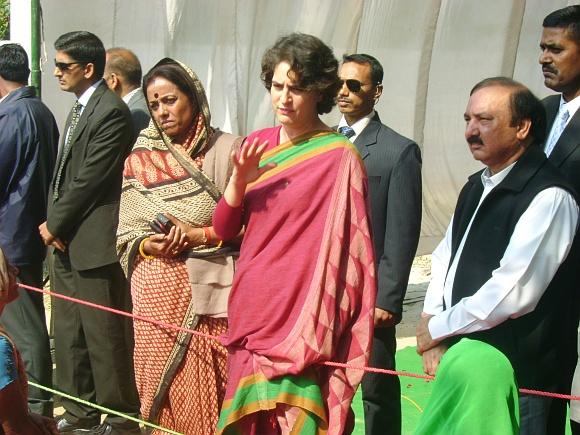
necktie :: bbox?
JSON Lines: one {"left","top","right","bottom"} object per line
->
{"left": 544, "top": 107, "right": 570, "bottom": 157}
{"left": 338, "top": 125, "right": 356, "bottom": 139}
{"left": 53, "top": 101, "right": 83, "bottom": 200}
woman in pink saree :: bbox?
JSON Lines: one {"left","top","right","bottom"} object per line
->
{"left": 213, "top": 33, "right": 377, "bottom": 434}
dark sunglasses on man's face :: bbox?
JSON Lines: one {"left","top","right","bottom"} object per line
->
{"left": 339, "top": 79, "right": 376, "bottom": 93}
{"left": 54, "top": 60, "right": 86, "bottom": 72}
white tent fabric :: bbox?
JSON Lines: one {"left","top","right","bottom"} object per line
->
{"left": 14, "top": 0, "right": 575, "bottom": 253}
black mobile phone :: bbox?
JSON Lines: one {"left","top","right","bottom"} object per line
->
{"left": 149, "top": 213, "right": 174, "bottom": 234}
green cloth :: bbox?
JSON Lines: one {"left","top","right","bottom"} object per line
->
{"left": 415, "top": 339, "right": 519, "bottom": 435}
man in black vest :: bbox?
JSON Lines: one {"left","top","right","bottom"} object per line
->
{"left": 417, "top": 77, "right": 579, "bottom": 435}
{"left": 539, "top": 6, "right": 580, "bottom": 433}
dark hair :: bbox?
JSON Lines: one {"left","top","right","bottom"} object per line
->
{"left": 105, "top": 47, "right": 142, "bottom": 87}
{"left": 470, "top": 77, "right": 546, "bottom": 145}
{"left": 54, "top": 31, "right": 106, "bottom": 78}
{"left": 261, "top": 33, "right": 339, "bottom": 115}
{"left": 543, "top": 5, "right": 580, "bottom": 44}
{"left": 0, "top": 44, "right": 30, "bottom": 83}
{"left": 342, "top": 53, "right": 383, "bottom": 85}
{"left": 142, "top": 58, "right": 196, "bottom": 107}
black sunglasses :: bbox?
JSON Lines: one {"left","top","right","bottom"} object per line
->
{"left": 54, "top": 60, "right": 87, "bottom": 72}
{"left": 339, "top": 79, "right": 378, "bottom": 93}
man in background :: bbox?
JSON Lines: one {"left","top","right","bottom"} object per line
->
{"left": 539, "top": 5, "right": 580, "bottom": 433}
{"left": 0, "top": 43, "right": 58, "bottom": 417}
{"left": 105, "top": 47, "right": 150, "bottom": 138}
{"left": 337, "top": 53, "right": 422, "bottom": 435}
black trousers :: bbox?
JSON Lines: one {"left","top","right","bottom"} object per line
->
{"left": 51, "top": 251, "right": 139, "bottom": 427}
{"left": 362, "top": 325, "right": 401, "bottom": 435}
{"left": 0, "top": 262, "right": 53, "bottom": 416}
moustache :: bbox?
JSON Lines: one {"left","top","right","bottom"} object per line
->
{"left": 542, "top": 66, "right": 558, "bottom": 75}
{"left": 467, "top": 135, "right": 484, "bottom": 145}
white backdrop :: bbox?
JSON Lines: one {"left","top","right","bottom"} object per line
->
{"left": 10, "top": 0, "right": 576, "bottom": 253}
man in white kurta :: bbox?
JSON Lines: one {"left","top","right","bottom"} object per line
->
{"left": 417, "top": 77, "right": 579, "bottom": 435}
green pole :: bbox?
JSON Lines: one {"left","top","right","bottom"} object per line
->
{"left": 30, "top": 0, "right": 41, "bottom": 97}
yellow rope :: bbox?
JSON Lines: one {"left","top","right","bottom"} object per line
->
{"left": 29, "top": 381, "right": 183, "bottom": 435}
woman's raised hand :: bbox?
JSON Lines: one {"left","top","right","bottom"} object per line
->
{"left": 223, "top": 138, "right": 276, "bottom": 208}
{"left": 230, "top": 138, "right": 276, "bottom": 186}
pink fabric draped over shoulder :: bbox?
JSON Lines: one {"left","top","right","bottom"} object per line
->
{"left": 214, "top": 126, "right": 377, "bottom": 434}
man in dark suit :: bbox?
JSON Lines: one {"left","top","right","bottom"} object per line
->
{"left": 104, "top": 47, "right": 150, "bottom": 138}
{"left": 38, "top": 31, "right": 140, "bottom": 434}
{"left": 337, "top": 54, "right": 422, "bottom": 435}
{"left": 539, "top": 6, "right": 580, "bottom": 433}
{"left": 0, "top": 43, "right": 58, "bottom": 417}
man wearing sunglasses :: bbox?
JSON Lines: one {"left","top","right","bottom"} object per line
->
{"left": 38, "top": 31, "right": 140, "bottom": 434}
{"left": 337, "top": 54, "right": 422, "bottom": 435}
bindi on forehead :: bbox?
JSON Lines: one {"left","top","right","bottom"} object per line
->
{"left": 154, "top": 92, "right": 159, "bottom": 99}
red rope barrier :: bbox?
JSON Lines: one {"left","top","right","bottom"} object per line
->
{"left": 22, "top": 283, "right": 580, "bottom": 401}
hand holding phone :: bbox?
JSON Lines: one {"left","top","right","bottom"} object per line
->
{"left": 149, "top": 213, "right": 175, "bottom": 234}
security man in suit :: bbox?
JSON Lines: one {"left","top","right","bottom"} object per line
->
{"left": 104, "top": 47, "right": 150, "bottom": 139}
{"left": 38, "top": 31, "right": 140, "bottom": 434}
{"left": 539, "top": 6, "right": 580, "bottom": 434}
{"left": 337, "top": 53, "right": 422, "bottom": 435}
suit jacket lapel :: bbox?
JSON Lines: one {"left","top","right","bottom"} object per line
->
{"left": 55, "top": 83, "right": 106, "bottom": 173}
{"left": 52, "top": 108, "right": 75, "bottom": 186}
{"left": 69, "top": 83, "right": 106, "bottom": 145}
{"left": 544, "top": 95, "right": 560, "bottom": 131}
{"left": 543, "top": 93, "right": 580, "bottom": 167}
{"left": 352, "top": 112, "right": 381, "bottom": 159}
{"left": 549, "top": 107, "right": 580, "bottom": 167}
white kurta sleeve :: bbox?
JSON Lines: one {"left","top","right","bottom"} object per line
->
{"left": 429, "top": 187, "right": 578, "bottom": 340}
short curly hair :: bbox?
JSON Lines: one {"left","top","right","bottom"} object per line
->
{"left": 261, "top": 33, "right": 340, "bottom": 115}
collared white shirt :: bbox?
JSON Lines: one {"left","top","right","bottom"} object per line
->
{"left": 64, "top": 79, "right": 103, "bottom": 146}
{"left": 122, "top": 87, "right": 140, "bottom": 105}
{"left": 560, "top": 93, "right": 580, "bottom": 124}
{"left": 76, "top": 79, "right": 102, "bottom": 114}
{"left": 545, "top": 94, "right": 580, "bottom": 156}
{"left": 338, "top": 110, "right": 375, "bottom": 143}
{"left": 423, "top": 162, "right": 579, "bottom": 340}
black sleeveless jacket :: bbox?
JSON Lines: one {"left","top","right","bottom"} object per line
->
{"left": 449, "top": 145, "right": 579, "bottom": 390}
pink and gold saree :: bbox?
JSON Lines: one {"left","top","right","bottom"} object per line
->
{"left": 215, "top": 127, "right": 376, "bottom": 434}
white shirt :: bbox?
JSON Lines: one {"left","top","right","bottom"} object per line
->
{"left": 64, "top": 79, "right": 102, "bottom": 145}
{"left": 338, "top": 110, "right": 375, "bottom": 143}
{"left": 545, "top": 94, "right": 580, "bottom": 155}
{"left": 558, "top": 94, "right": 580, "bottom": 126}
{"left": 76, "top": 79, "right": 102, "bottom": 114}
{"left": 423, "top": 163, "right": 579, "bottom": 341}
{"left": 122, "top": 87, "right": 140, "bottom": 104}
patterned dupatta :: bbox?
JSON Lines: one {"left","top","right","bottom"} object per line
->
{"left": 117, "top": 58, "right": 224, "bottom": 277}
{"left": 218, "top": 129, "right": 376, "bottom": 434}
{"left": 116, "top": 59, "right": 239, "bottom": 425}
